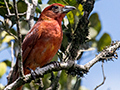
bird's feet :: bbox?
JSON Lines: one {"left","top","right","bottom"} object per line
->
{"left": 26, "top": 67, "right": 37, "bottom": 80}
{"left": 27, "top": 61, "right": 59, "bottom": 79}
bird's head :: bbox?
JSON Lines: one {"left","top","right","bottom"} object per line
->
{"left": 39, "top": 3, "right": 76, "bottom": 24}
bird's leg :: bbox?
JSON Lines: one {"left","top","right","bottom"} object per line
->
{"left": 27, "top": 61, "right": 59, "bottom": 80}
{"left": 26, "top": 67, "right": 37, "bottom": 80}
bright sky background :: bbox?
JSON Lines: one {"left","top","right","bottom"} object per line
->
{"left": 0, "top": 0, "right": 120, "bottom": 90}
{"left": 81, "top": 0, "right": 120, "bottom": 90}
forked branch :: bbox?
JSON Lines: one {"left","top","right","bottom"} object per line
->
{"left": 4, "top": 41, "right": 120, "bottom": 90}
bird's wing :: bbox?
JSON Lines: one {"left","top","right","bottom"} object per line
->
{"left": 22, "top": 22, "right": 42, "bottom": 62}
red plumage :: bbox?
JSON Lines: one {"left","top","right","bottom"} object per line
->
{"left": 11, "top": 3, "right": 75, "bottom": 90}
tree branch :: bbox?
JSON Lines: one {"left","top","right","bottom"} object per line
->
{"left": 2, "top": 28, "right": 18, "bottom": 40}
{"left": 11, "top": 41, "right": 14, "bottom": 67}
{"left": 65, "top": 0, "right": 95, "bottom": 60}
{"left": 84, "top": 41, "right": 119, "bottom": 70}
{"left": 24, "top": 0, "right": 38, "bottom": 29}
{"left": 4, "top": 41, "right": 120, "bottom": 90}
{"left": 4, "top": 0, "right": 26, "bottom": 17}
{"left": 4, "top": 0, "right": 12, "bottom": 16}
{"left": 0, "top": 19, "right": 18, "bottom": 40}
{"left": 13, "top": 0, "right": 24, "bottom": 77}
{"left": 94, "top": 62, "right": 106, "bottom": 90}
{"left": 7, "top": 41, "right": 15, "bottom": 83}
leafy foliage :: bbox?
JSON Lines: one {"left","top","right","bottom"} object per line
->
{"left": 0, "top": 0, "right": 14, "bottom": 17}
{"left": 17, "top": 0, "right": 27, "bottom": 13}
{"left": 89, "top": 13, "right": 101, "bottom": 38}
{"left": 0, "top": 0, "right": 112, "bottom": 90}
{"left": 0, "top": 62, "right": 7, "bottom": 78}
{"left": 97, "top": 33, "right": 111, "bottom": 51}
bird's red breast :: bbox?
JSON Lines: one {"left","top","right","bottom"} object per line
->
{"left": 22, "top": 20, "right": 63, "bottom": 74}
{"left": 22, "top": 3, "right": 76, "bottom": 74}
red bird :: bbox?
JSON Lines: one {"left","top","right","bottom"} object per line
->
{"left": 12, "top": 3, "right": 75, "bottom": 89}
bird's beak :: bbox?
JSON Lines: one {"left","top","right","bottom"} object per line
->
{"left": 62, "top": 6, "right": 76, "bottom": 13}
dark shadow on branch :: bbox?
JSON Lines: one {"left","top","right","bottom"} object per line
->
{"left": 4, "top": 41, "right": 120, "bottom": 90}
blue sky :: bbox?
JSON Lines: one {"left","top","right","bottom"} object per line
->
{"left": 81, "top": 0, "right": 120, "bottom": 90}
{"left": 0, "top": 0, "right": 120, "bottom": 90}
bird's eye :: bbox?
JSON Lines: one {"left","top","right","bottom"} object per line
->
{"left": 51, "top": 6, "right": 59, "bottom": 13}
{"left": 53, "top": 6, "right": 58, "bottom": 9}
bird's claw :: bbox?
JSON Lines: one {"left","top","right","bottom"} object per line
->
{"left": 27, "top": 67, "right": 37, "bottom": 80}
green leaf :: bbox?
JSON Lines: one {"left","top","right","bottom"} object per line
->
{"left": 38, "top": 0, "right": 42, "bottom": 4}
{"left": 9, "top": 28, "right": 17, "bottom": 36}
{"left": 79, "top": 86, "right": 88, "bottom": 90}
{"left": 0, "top": 84, "right": 4, "bottom": 89}
{"left": 2, "top": 34, "right": 14, "bottom": 43}
{"left": 88, "top": 27, "right": 98, "bottom": 39}
{"left": 1, "top": 31, "right": 15, "bottom": 43}
{"left": 65, "top": 0, "right": 77, "bottom": 6}
{"left": 0, "top": 1, "right": 13, "bottom": 17}
{"left": 59, "top": 70, "right": 68, "bottom": 89}
{"left": 0, "top": 0, "right": 9, "bottom": 2}
{"left": 42, "top": 73, "right": 51, "bottom": 89}
{"left": 51, "top": 54, "right": 58, "bottom": 61}
{"left": 9, "top": 16, "right": 16, "bottom": 25}
{"left": 97, "top": 33, "right": 111, "bottom": 51}
{"left": 0, "top": 62, "right": 7, "bottom": 78}
{"left": 4, "top": 60, "right": 11, "bottom": 67}
{"left": 76, "top": 4, "right": 83, "bottom": 17}
{"left": 89, "top": 13, "right": 101, "bottom": 36}
{"left": 67, "top": 11, "right": 74, "bottom": 25}
{"left": 48, "top": 0, "right": 65, "bottom": 5}
{"left": 19, "top": 21, "right": 29, "bottom": 35}
{"left": 2, "top": 35, "right": 14, "bottom": 43}
{"left": 36, "top": 7, "right": 41, "bottom": 13}
{"left": 61, "top": 34, "right": 68, "bottom": 52}
{"left": 23, "top": 83, "right": 31, "bottom": 90}
{"left": 0, "top": 4, "right": 7, "bottom": 17}
{"left": 48, "top": 0, "right": 77, "bottom": 6}
{"left": 17, "top": 0, "right": 27, "bottom": 13}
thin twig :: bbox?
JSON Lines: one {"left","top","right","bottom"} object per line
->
{"left": 11, "top": 41, "right": 14, "bottom": 68}
{"left": 7, "top": 41, "right": 15, "bottom": 83}
{"left": 0, "top": 19, "right": 18, "bottom": 40}
{"left": 4, "top": 0, "right": 26, "bottom": 17}
{"left": 13, "top": 0, "right": 24, "bottom": 77}
{"left": 5, "top": 12, "right": 27, "bottom": 17}
{"left": 24, "top": 0, "right": 38, "bottom": 29}
{"left": 4, "top": 0, "right": 11, "bottom": 15}
{"left": 94, "top": 62, "right": 106, "bottom": 90}
{"left": 84, "top": 41, "right": 120, "bottom": 69}
{"left": 4, "top": 41, "right": 120, "bottom": 90}
{"left": 3, "top": 29, "right": 18, "bottom": 40}
{"left": 46, "top": 70, "right": 62, "bottom": 90}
